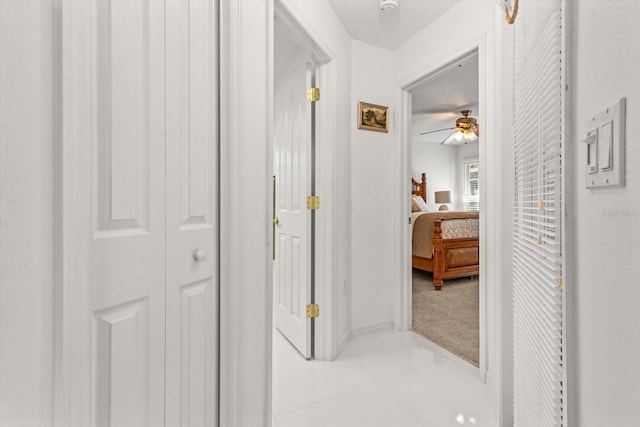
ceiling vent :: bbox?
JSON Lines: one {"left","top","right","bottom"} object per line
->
{"left": 379, "top": 0, "right": 399, "bottom": 15}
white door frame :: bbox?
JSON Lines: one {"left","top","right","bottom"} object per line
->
{"left": 396, "top": 43, "right": 487, "bottom": 377}
{"left": 219, "top": 1, "right": 511, "bottom": 425}
{"left": 272, "top": 0, "right": 333, "bottom": 361}
{"left": 392, "top": 26, "right": 511, "bottom": 426}
{"left": 218, "top": 0, "right": 341, "bottom": 425}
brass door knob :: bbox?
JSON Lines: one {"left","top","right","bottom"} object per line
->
{"left": 273, "top": 217, "right": 279, "bottom": 226}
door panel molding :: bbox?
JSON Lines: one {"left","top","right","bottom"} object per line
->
{"left": 95, "top": 0, "right": 151, "bottom": 235}
{"left": 58, "top": 1, "right": 167, "bottom": 425}
{"left": 93, "top": 298, "right": 150, "bottom": 427}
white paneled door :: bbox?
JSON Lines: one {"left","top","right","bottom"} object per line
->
{"left": 89, "top": 1, "right": 166, "bottom": 424}
{"left": 64, "top": 0, "right": 218, "bottom": 425}
{"left": 165, "top": 1, "right": 219, "bottom": 425}
{"left": 273, "top": 47, "right": 315, "bottom": 358}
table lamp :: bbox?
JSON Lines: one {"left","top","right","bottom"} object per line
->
{"left": 434, "top": 190, "right": 452, "bottom": 211}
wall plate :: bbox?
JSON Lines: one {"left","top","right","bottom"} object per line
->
{"left": 584, "top": 97, "right": 626, "bottom": 189}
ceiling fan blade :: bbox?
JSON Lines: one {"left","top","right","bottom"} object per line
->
{"left": 419, "top": 126, "right": 455, "bottom": 136}
{"left": 440, "top": 132, "right": 456, "bottom": 145}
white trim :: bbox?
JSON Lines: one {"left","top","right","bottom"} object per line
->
{"left": 352, "top": 322, "right": 395, "bottom": 336}
{"left": 218, "top": 1, "right": 241, "bottom": 423}
{"left": 477, "top": 34, "right": 489, "bottom": 385}
{"left": 561, "top": 0, "right": 575, "bottom": 424}
{"left": 314, "top": 58, "right": 340, "bottom": 361}
{"left": 219, "top": 0, "right": 273, "bottom": 425}
{"left": 394, "top": 29, "right": 507, "bottom": 426}
{"left": 393, "top": 87, "right": 412, "bottom": 333}
{"left": 491, "top": 7, "right": 514, "bottom": 425}
{"left": 56, "top": 2, "right": 96, "bottom": 424}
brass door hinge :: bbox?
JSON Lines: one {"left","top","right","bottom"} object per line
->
{"left": 306, "top": 87, "right": 320, "bottom": 102}
{"left": 306, "top": 196, "right": 320, "bottom": 210}
{"left": 306, "top": 304, "right": 319, "bottom": 318}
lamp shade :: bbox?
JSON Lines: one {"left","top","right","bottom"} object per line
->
{"left": 434, "top": 191, "right": 451, "bottom": 204}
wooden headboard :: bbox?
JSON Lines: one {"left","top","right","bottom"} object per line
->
{"left": 411, "top": 173, "right": 427, "bottom": 201}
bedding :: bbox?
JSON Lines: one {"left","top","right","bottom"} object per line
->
{"left": 412, "top": 211, "right": 479, "bottom": 259}
{"left": 411, "top": 195, "right": 429, "bottom": 212}
{"left": 410, "top": 172, "right": 480, "bottom": 290}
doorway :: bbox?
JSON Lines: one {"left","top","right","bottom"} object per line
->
{"left": 408, "top": 51, "right": 481, "bottom": 367}
{"left": 272, "top": 13, "right": 318, "bottom": 359}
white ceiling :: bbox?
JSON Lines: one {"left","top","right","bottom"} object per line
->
{"left": 327, "top": 0, "right": 462, "bottom": 50}
{"left": 324, "top": 0, "right": 477, "bottom": 145}
{"left": 411, "top": 52, "right": 479, "bottom": 145}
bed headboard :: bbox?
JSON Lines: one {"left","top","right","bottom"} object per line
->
{"left": 411, "top": 173, "right": 427, "bottom": 201}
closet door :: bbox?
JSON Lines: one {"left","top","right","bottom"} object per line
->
{"left": 63, "top": 1, "right": 219, "bottom": 425}
{"left": 165, "top": 0, "right": 219, "bottom": 425}
{"left": 88, "top": 0, "right": 167, "bottom": 425}
{"left": 513, "top": 0, "right": 565, "bottom": 424}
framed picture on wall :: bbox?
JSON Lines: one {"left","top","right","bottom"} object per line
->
{"left": 357, "top": 101, "right": 389, "bottom": 133}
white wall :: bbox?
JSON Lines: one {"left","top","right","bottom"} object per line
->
{"left": 411, "top": 142, "right": 457, "bottom": 210}
{"left": 572, "top": 1, "right": 640, "bottom": 424}
{"left": 0, "top": 1, "right": 56, "bottom": 424}
{"left": 350, "top": 40, "right": 395, "bottom": 332}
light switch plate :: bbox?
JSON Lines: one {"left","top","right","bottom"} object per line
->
{"left": 585, "top": 98, "right": 626, "bottom": 188}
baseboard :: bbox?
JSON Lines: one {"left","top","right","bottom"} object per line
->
{"left": 334, "top": 331, "right": 352, "bottom": 360}
{"left": 333, "top": 322, "right": 395, "bottom": 360}
{"left": 351, "top": 322, "right": 395, "bottom": 337}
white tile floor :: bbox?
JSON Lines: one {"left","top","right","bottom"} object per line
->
{"left": 272, "top": 328, "right": 493, "bottom": 427}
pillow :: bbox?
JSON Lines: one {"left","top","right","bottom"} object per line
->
{"left": 411, "top": 195, "right": 429, "bottom": 212}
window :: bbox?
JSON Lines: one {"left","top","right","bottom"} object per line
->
{"left": 462, "top": 159, "right": 479, "bottom": 211}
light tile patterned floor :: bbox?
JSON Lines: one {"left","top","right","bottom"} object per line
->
{"left": 272, "top": 328, "right": 493, "bottom": 427}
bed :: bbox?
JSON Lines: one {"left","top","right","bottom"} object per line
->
{"left": 411, "top": 173, "right": 479, "bottom": 290}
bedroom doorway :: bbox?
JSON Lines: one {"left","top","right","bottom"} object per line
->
{"left": 407, "top": 51, "right": 482, "bottom": 368}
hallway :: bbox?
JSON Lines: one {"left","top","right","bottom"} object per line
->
{"left": 272, "top": 328, "right": 491, "bottom": 426}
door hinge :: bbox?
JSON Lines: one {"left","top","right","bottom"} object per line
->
{"left": 307, "top": 196, "right": 320, "bottom": 210}
{"left": 306, "top": 87, "right": 320, "bottom": 102}
{"left": 306, "top": 304, "right": 320, "bottom": 318}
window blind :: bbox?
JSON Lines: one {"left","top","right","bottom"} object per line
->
{"left": 513, "top": 1, "right": 564, "bottom": 426}
{"left": 463, "top": 160, "right": 479, "bottom": 211}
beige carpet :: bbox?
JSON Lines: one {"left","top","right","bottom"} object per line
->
{"left": 412, "top": 270, "right": 479, "bottom": 367}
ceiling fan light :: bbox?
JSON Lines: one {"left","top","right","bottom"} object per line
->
{"left": 463, "top": 130, "right": 477, "bottom": 141}
{"left": 454, "top": 131, "right": 464, "bottom": 141}
{"left": 379, "top": 0, "right": 399, "bottom": 15}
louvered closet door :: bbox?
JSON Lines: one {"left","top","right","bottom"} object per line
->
{"left": 513, "top": 1, "right": 565, "bottom": 426}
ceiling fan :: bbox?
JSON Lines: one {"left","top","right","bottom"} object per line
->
{"left": 420, "top": 110, "right": 479, "bottom": 144}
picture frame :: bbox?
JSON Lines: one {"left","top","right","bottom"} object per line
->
{"left": 357, "top": 101, "right": 389, "bottom": 133}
